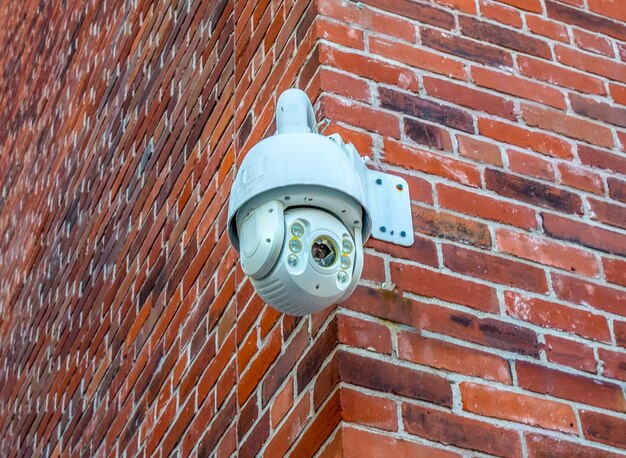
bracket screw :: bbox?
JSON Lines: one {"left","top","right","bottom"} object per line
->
{"left": 400, "top": 231, "right": 407, "bottom": 237}
{"left": 380, "top": 226, "right": 386, "bottom": 232}
{"left": 396, "top": 183, "right": 404, "bottom": 190}
{"left": 376, "top": 178, "right": 382, "bottom": 185}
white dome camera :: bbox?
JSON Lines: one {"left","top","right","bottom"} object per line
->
{"left": 227, "top": 89, "right": 414, "bottom": 316}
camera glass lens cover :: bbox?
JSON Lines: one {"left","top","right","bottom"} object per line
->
{"left": 311, "top": 236, "right": 337, "bottom": 267}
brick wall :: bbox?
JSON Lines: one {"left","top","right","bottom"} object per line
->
{"left": 1, "top": 0, "right": 625, "bottom": 456}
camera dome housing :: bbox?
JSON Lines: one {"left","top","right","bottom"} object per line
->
{"left": 227, "top": 88, "right": 413, "bottom": 316}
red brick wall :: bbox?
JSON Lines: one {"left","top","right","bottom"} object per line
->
{"left": 1, "top": 0, "right": 626, "bottom": 456}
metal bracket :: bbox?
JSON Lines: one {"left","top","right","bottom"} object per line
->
{"left": 365, "top": 169, "right": 414, "bottom": 247}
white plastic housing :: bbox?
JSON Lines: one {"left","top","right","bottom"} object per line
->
{"left": 227, "top": 88, "right": 413, "bottom": 316}
{"left": 252, "top": 208, "right": 360, "bottom": 316}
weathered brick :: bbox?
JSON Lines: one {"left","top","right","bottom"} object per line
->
{"left": 460, "top": 16, "right": 551, "bottom": 58}
{"left": 518, "top": 55, "right": 606, "bottom": 95}
{"left": 398, "top": 332, "right": 512, "bottom": 383}
{"left": 338, "top": 351, "right": 453, "bottom": 406}
{"left": 479, "top": 118, "right": 573, "bottom": 158}
{"left": 496, "top": 228, "right": 599, "bottom": 276}
{"left": 570, "top": 93, "right": 626, "bottom": 128}
{"left": 552, "top": 272, "right": 626, "bottom": 317}
{"left": 402, "top": 403, "right": 522, "bottom": 457}
{"left": 460, "top": 382, "right": 577, "bottom": 433}
{"left": 521, "top": 103, "right": 614, "bottom": 148}
{"left": 505, "top": 291, "right": 611, "bottom": 342}
{"left": 443, "top": 243, "right": 549, "bottom": 293}
{"left": 437, "top": 183, "right": 537, "bottom": 229}
{"left": 546, "top": 0, "right": 626, "bottom": 41}
{"left": 526, "top": 433, "right": 622, "bottom": 458}
{"left": 580, "top": 410, "right": 626, "bottom": 449}
{"left": 421, "top": 27, "right": 514, "bottom": 68}
{"left": 380, "top": 86, "right": 475, "bottom": 132}
{"left": 485, "top": 169, "right": 583, "bottom": 214}
{"left": 603, "top": 257, "right": 626, "bottom": 287}
{"left": 543, "top": 212, "right": 626, "bottom": 257}
{"left": 545, "top": 334, "right": 598, "bottom": 373}
{"left": 516, "top": 361, "right": 626, "bottom": 411}
{"left": 391, "top": 262, "right": 501, "bottom": 312}
{"left": 413, "top": 205, "right": 492, "bottom": 248}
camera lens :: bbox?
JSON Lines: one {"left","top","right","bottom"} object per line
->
{"left": 311, "top": 237, "right": 337, "bottom": 267}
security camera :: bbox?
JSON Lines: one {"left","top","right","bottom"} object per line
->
{"left": 227, "top": 89, "right": 413, "bottom": 316}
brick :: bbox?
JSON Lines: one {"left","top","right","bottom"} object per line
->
{"left": 543, "top": 212, "right": 626, "bottom": 257}
{"left": 525, "top": 15, "right": 569, "bottom": 42}
{"left": 580, "top": 410, "right": 626, "bottom": 449}
{"left": 599, "top": 348, "right": 626, "bottom": 381}
{"left": 337, "top": 314, "right": 391, "bottom": 354}
{"left": 270, "top": 379, "right": 294, "bottom": 428}
{"left": 579, "top": 145, "right": 626, "bottom": 175}
{"left": 290, "top": 390, "right": 341, "bottom": 457}
{"left": 460, "top": 382, "right": 577, "bottom": 433}
{"left": 573, "top": 28, "right": 615, "bottom": 57}
{"left": 552, "top": 272, "right": 626, "bottom": 317}
{"left": 379, "top": 86, "right": 475, "bottom": 132}
{"left": 413, "top": 205, "right": 492, "bottom": 248}
{"left": 443, "top": 243, "right": 549, "bottom": 293}
{"left": 418, "top": 301, "right": 542, "bottom": 356}
{"left": 516, "top": 361, "right": 626, "bottom": 411}
{"left": 557, "top": 45, "right": 626, "bottom": 84}
{"left": 342, "top": 286, "right": 422, "bottom": 328}
{"left": 546, "top": 0, "right": 626, "bottom": 41}
{"left": 505, "top": 291, "right": 611, "bottom": 342}
{"left": 337, "top": 351, "right": 453, "bottom": 406}
{"left": 402, "top": 403, "right": 522, "bottom": 457}
{"left": 485, "top": 169, "right": 583, "bottom": 214}
{"left": 496, "top": 228, "right": 599, "bottom": 276}
{"left": 369, "top": 35, "right": 467, "bottom": 80}
{"left": 424, "top": 76, "right": 516, "bottom": 120}
{"left": 610, "top": 83, "right": 626, "bottom": 105}
{"left": 361, "top": 0, "right": 456, "bottom": 29}
{"left": 318, "top": 44, "right": 419, "bottom": 92}
{"left": 603, "top": 257, "right": 626, "bottom": 287}
{"left": 385, "top": 139, "right": 482, "bottom": 186}
{"left": 526, "top": 433, "right": 623, "bottom": 458}
{"left": 297, "top": 319, "right": 338, "bottom": 393}
{"left": 494, "top": 0, "right": 543, "bottom": 12}
{"left": 616, "top": 321, "right": 626, "bottom": 348}
{"left": 456, "top": 134, "right": 502, "bottom": 166}
{"left": 460, "top": 16, "right": 551, "bottom": 58}
{"left": 340, "top": 388, "right": 398, "bottom": 431}
{"left": 570, "top": 93, "right": 626, "bottom": 128}
{"left": 518, "top": 55, "right": 606, "bottom": 95}
{"left": 479, "top": 118, "right": 573, "bottom": 159}
{"left": 398, "top": 331, "right": 512, "bottom": 383}
{"left": 318, "top": 68, "right": 370, "bottom": 103}
{"left": 321, "top": 95, "right": 400, "bottom": 138}
{"left": 589, "top": 197, "right": 626, "bottom": 230}
{"left": 312, "top": 18, "right": 364, "bottom": 49}
{"left": 479, "top": 0, "right": 523, "bottom": 27}
{"left": 507, "top": 149, "right": 555, "bottom": 181}
{"left": 544, "top": 334, "right": 598, "bottom": 373}
{"left": 404, "top": 118, "right": 454, "bottom": 151}
{"left": 238, "top": 326, "right": 282, "bottom": 405}
{"left": 391, "top": 262, "right": 501, "bottom": 312}
{"left": 558, "top": 163, "right": 604, "bottom": 195}
{"left": 420, "top": 27, "right": 514, "bottom": 68}
{"left": 317, "top": 0, "right": 416, "bottom": 42}
{"left": 437, "top": 183, "right": 538, "bottom": 230}
{"left": 521, "top": 103, "right": 614, "bottom": 148}
{"left": 342, "top": 426, "right": 461, "bottom": 458}
{"left": 366, "top": 234, "right": 439, "bottom": 267}
{"left": 437, "top": 0, "right": 477, "bottom": 12}
{"left": 264, "top": 393, "right": 310, "bottom": 457}
{"left": 588, "top": 0, "right": 626, "bottom": 21}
